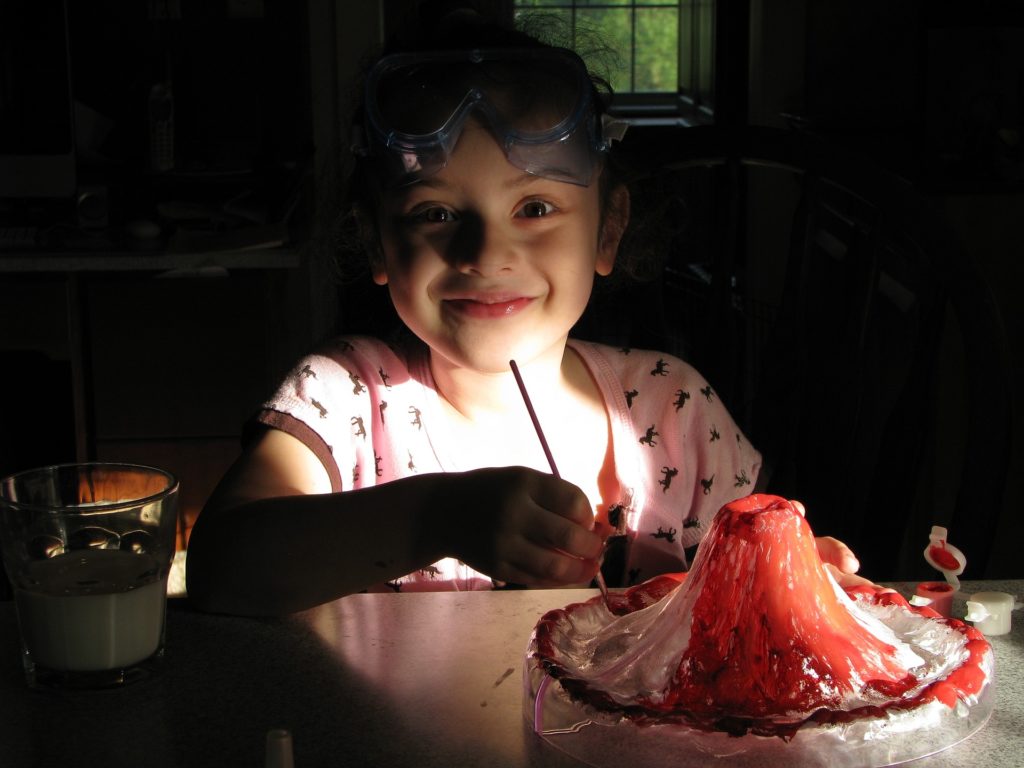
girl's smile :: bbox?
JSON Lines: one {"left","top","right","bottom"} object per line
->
{"left": 443, "top": 295, "right": 535, "bottom": 319}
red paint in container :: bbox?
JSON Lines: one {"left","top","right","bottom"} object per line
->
{"left": 923, "top": 526, "right": 966, "bottom": 590}
{"left": 928, "top": 545, "right": 961, "bottom": 572}
{"left": 915, "top": 581, "right": 955, "bottom": 617}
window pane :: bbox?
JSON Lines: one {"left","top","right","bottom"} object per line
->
{"left": 514, "top": 6, "right": 573, "bottom": 35}
{"left": 515, "top": 1, "right": 707, "bottom": 110}
{"left": 577, "top": 8, "right": 633, "bottom": 93}
{"left": 635, "top": 8, "right": 678, "bottom": 92}
{"left": 577, "top": 0, "right": 676, "bottom": 4}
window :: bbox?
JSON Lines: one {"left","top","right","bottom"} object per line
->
{"left": 513, "top": 0, "right": 716, "bottom": 122}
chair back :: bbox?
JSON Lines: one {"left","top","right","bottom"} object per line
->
{"left": 605, "top": 125, "right": 1011, "bottom": 579}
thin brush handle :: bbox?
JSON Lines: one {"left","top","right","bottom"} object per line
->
{"left": 509, "top": 360, "right": 613, "bottom": 609}
{"left": 509, "top": 360, "right": 560, "bottom": 478}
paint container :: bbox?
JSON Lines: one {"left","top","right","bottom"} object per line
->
{"left": 914, "top": 581, "right": 956, "bottom": 617}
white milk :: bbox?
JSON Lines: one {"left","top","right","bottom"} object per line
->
{"left": 14, "top": 549, "right": 166, "bottom": 671}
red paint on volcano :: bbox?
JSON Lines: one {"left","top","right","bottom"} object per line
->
{"left": 533, "top": 494, "right": 993, "bottom": 738}
{"left": 640, "top": 496, "right": 916, "bottom": 719}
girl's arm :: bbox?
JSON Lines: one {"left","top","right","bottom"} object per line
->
{"left": 185, "top": 429, "right": 604, "bottom": 616}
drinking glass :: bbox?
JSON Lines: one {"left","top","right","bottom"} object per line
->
{"left": 0, "top": 462, "right": 178, "bottom": 689}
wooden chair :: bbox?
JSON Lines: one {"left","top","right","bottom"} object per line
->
{"left": 593, "top": 124, "right": 1012, "bottom": 580}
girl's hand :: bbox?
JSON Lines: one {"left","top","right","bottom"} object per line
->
{"left": 791, "top": 499, "right": 875, "bottom": 589}
{"left": 442, "top": 466, "right": 605, "bottom": 587}
{"left": 814, "top": 534, "right": 861, "bottom": 576}
{"left": 815, "top": 536, "right": 876, "bottom": 588}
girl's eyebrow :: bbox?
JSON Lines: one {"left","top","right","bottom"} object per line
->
{"left": 389, "top": 171, "right": 564, "bottom": 208}
{"left": 410, "top": 176, "right": 452, "bottom": 191}
{"left": 418, "top": 170, "right": 554, "bottom": 191}
{"left": 508, "top": 170, "right": 570, "bottom": 191}
{"left": 384, "top": 178, "right": 451, "bottom": 208}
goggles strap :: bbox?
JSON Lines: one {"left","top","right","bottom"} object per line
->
{"left": 601, "top": 115, "right": 630, "bottom": 146}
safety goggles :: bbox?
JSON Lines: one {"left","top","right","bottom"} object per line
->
{"left": 356, "top": 47, "right": 614, "bottom": 188}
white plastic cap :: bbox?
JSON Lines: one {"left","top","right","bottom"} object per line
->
{"left": 967, "top": 592, "right": 1015, "bottom": 636}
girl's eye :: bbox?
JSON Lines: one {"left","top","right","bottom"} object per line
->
{"left": 410, "top": 206, "right": 457, "bottom": 224}
{"left": 517, "top": 200, "right": 555, "bottom": 219}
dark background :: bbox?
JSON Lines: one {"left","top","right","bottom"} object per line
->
{"left": 1, "top": 0, "right": 1020, "bottom": 582}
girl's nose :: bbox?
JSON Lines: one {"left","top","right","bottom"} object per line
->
{"left": 450, "top": 216, "right": 516, "bottom": 275}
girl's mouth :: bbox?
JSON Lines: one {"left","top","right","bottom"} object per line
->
{"left": 444, "top": 296, "right": 533, "bottom": 319}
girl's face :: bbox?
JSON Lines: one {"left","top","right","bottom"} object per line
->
{"left": 371, "top": 121, "right": 627, "bottom": 375}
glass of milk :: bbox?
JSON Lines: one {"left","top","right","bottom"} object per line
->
{"left": 0, "top": 462, "right": 178, "bottom": 689}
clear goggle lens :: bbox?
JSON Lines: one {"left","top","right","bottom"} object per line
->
{"left": 360, "top": 48, "right": 607, "bottom": 188}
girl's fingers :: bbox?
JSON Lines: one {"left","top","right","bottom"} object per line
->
{"left": 454, "top": 467, "right": 603, "bottom": 585}
{"left": 525, "top": 510, "right": 604, "bottom": 560}
{"left": 514, "top": 550, "right": 599, "bottom": 586}
{"left": 792, "top": 498, "right": 861, "bottom": 576}
{"left": 497, "top": 516, "right": 601, "bottom": 585}
{"left": 823, "top": 562, "right": 875, "bottom": 589}
{"left": 816, "top": 535, "right": 861, "bottom": 574}
{"left": 487, "top": 527, "right": 596, "bottom": 586}
{"left": 517, "top": 471, "right": 603, "bottom": 560}
{"left": 531, "top": 473, "right": 595, "bottom": 527}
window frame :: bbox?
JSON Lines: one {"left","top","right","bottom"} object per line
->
{"left": 511, "top": 0, "right": 718, "bottom": 125}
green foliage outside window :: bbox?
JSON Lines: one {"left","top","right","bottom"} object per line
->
{"left": 514, "top": 1, "right": 680, "bottom": 95}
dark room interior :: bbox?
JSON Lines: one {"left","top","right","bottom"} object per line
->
{"left": 2, "top": 2, "right": 1022, "bottom": 766}
{"left": 1, "top": 0, "right": 1021, "bottom": 584}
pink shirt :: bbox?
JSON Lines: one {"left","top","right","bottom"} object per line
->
{"left": 256, "top": 336, "right": 761, "bottom": 591}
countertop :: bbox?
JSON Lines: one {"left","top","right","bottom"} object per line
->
{"left": 0, "top": 580, "right": 1021, "bottom": 767}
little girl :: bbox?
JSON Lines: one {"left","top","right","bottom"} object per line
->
{"left": 186, "top": 12, "right": 861, "bottom": 615}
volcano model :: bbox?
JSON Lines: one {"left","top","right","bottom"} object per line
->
{"left": 530, "top": 495, "right": 992, "bottom": 739}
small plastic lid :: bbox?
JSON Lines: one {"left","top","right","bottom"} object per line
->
{"left": 923, "top": 526, "right": 966, "bottom": 590}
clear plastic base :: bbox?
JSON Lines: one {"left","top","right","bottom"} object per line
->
{"left": 525, "top": 664, "right": 993, "bottom": 768}
{"left": 524, "top": 579, "right": 996, "bottom": 768}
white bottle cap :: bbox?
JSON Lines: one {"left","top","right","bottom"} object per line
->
{"left": 966, "top": 592, "right": 1015, "bottom": 636}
